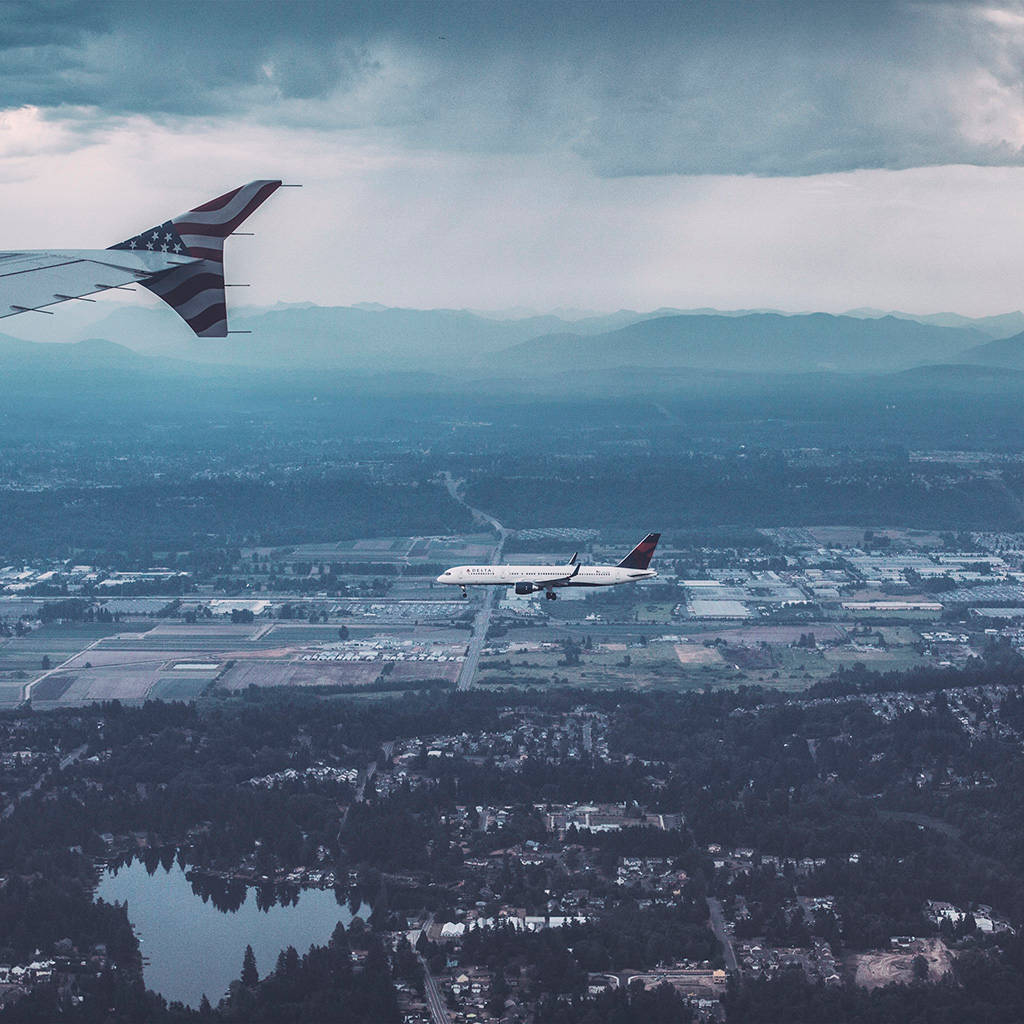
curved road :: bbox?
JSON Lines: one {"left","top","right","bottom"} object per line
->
{"left": 442, "top": 472, "right": 507, "bottom": 690}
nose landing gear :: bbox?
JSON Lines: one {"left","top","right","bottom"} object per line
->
{"left": 460, "top": 587, "right": 468, "bottom": 599}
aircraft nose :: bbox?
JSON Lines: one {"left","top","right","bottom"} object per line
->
{"left": 436, "top": 574, "right": 447, "bottom": 583}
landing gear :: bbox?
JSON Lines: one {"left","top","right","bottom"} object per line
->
{"left": 545, "top": 590, "right": 558, "bottom": 600}
{"left": 460, "top": 588, "right": 468, "bottom": 599}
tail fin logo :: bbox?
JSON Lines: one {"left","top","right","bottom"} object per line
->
{"left": 108, "top": 180, "right": 281, "bottom": 338}
{"left": 617, "top": 533, "right": 660, "bottom": 570}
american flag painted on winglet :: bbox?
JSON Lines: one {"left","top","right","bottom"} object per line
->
{"left": 109, "top": 180, "right": 281, "bottom": 337}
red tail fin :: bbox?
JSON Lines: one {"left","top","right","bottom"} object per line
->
{"left": 617, "top": 533, "right": 660, "bottom": 570}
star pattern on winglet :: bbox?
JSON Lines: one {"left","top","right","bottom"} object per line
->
{"left": 110, "top": 221, "right": 190, "bottom": 259}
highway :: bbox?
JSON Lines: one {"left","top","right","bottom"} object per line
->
{"left": 456, "top": 585, "right": 498, "bottom": 691}
{"left": 443, "top": 472, "right": 507, "bottom": 691}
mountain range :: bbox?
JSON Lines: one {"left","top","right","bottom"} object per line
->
{"left": 7, "top": 301, "right": 1024, "bottom": 381}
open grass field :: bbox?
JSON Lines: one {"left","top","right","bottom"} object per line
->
{"left": 823, "top": 645, "right": 926, "bottom": 668}
{"left": 476, "top": 641, "right": 785, "bottom": 691}
{"left": 475, "top": 624, "right": 934, "bottom": 691}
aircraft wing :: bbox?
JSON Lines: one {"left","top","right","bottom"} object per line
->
{"left": 0, "top": 249, "right": 201, "bottom": 319}
{"left": 0, "top": 179, "right": 282, "bottom": 336}
{"left": 525, "top": 564, "right": 582, "bottom": 585}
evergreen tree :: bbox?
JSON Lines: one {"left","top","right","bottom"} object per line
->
{"left": 241, "top": 944, "right": 258, "bottom": 987}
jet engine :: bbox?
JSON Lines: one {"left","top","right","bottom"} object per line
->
{"left": 514, "top": 582, "right": 538, "bottom": 595}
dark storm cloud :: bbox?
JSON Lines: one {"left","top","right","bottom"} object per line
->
{"left": 5, "top": 0, "right": 1024, "bottom": 176}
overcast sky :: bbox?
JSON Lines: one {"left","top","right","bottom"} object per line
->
{"left": 5, "top": 0, "right": 1024, "bottom": 316}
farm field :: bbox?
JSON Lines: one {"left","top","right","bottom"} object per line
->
{"left": 0, "top": 623, "right": 151, "bottom": 706}
{"left": 217, "top": 661, "right": 384, "bottom": 690}
{"left": 10, "top": 619, "right": 468, "bottom": 706}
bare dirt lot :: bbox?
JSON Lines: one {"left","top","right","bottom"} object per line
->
{"left": 849, "top": 938, "right": 953, "bottom": 990}
{"left": 217, "top": 661, "right": 383, "bottom": 690}
{"left": 387, "top": 661, "right": 461, "bottom": 684}
{"left": 674, "top": 644, "right": 726, "bottom": 666}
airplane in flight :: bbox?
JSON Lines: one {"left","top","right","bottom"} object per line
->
{"left": 437, "top": 533, "right": 660, "bottom": 600}
{"left": 0, "top": 180, "right": 282, "bottom": 337}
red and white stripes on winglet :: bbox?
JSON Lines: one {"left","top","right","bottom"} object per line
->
{"left": 170, "top": 180, "right": 282, "bottom": 263}
{"left": 108, "top": 179, "right": 281, "bottom": 338}
{"left": 143, "top": 261, "right": 231, "bottom": 338}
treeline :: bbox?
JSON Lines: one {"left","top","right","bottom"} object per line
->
{"left": 0, "top": 919, "right": 402, "bottom": 1024}
{"left": 216, "top": 922, "right": 400, "bottom": 1024}
{"left": 807, "top": 637, "right": 1024, "bottom": 698}
{"left": 0, "top": 473, "right": 473, "bottom": 560}
{"left": 464, "top": 452, "right": 1020, "bottom": 531}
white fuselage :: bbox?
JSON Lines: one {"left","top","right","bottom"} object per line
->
{"left": 436, "top": 563, "right": 657, "bottom": 589}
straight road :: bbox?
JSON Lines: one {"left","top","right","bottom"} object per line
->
{"left": 456, "top": 586, "right": 498, "bottom": 691}
{"left": 707, "top": 897, "right": 739, "bottom": 972}
{"left": 23, "top": 637, "right": 104, "bottom": 703}
{"left": 442, "top": 472, "right": 507, "bottom": 691}
{"left": 418, "top": 953, "right": 450, "bottom": 1024}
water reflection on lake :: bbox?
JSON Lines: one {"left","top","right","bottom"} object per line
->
{"left": 96, "top": 859, "right": 367, "bottom": 1009}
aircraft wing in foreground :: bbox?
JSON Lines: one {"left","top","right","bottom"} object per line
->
{"left": 0, "top": 180, "right": 282, "bottom": 337}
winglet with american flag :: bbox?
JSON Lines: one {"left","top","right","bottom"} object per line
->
{"left": 108, "top": 180, "right": 282, "bottom": 337}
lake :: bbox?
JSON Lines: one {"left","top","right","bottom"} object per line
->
{"left": 95, "top": 859, "right": 367, "bottom": 1008}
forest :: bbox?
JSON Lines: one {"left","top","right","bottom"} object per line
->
{"left": 0, "top": 662, "right": 1023, "bottom": 1018}
{"left": 0, "top": 473, "right": 472, "bottom": 561}
{"left": 464, "top": 451, "right": 1020, "bottom": 532}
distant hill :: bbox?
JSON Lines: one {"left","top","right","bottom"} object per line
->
{"left": 0, "top": 335, "right": 146, "bottom": 371}
{"left": 66, "top": 304, "right": 660, "bottom": 372}
{"left": 490, "top": 312, "right": 988, "bottom": 375}
{"left": 956, "top": 332, "right": 1024, "bottom": 371}
{"left": 844, "top": 307, "right": 1024, "bottom": 340}
{"left": 5, "top": 302, "right": 1018, "bottom": 377}
{"left": 0, "top": 335, "right": 243, "bottom": 392}
{"left": 9, "top": 329, "right": 1024, "bottom": 416}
